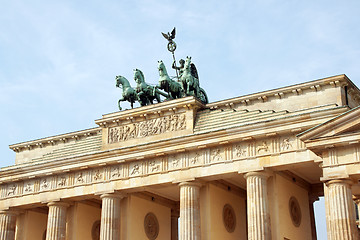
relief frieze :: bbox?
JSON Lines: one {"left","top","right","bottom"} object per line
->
{"left": 1, "top": 134, "right": 303, "bottom": 200}
{"left": 211, "top": 148, "right": 223, "bottom": 162}
{"left": 40, "top": 178, "right": 51, "bottom": 191}
{"left": 76, "top": 172, "right": 86, "bottom": 184}
{"left": 111, "top": 166, "right": 122, "bottom": 179}
{"left": 24, "top": 181, "right": 35, "bottom": 193}
{"left": 257, "top": 141, "right": 270, "bottom": 154}
{"left": 149, "top": 160, "right": 161, "bottom": 173}
{"left": 57, "top": 175, "right": 67, "bottom": 187}
{"left": 190, "top": 152, "right": 201, "bottom": 165}
{"left": 108, "top": 114, "right": 186, "bottom": 144}
{"left": 7, "top": 184, "right": 17, "bottom": 196}
{"left": 234, "top": 145, "right": 247, "bottom": 158}
{"left": 93, "top": 169, "right": 103, "bottom": 181}
{"left": 130, "top": 163, "right": 142, "bottom": 176}
{"left": 281, "top": 138, "right": 293, "bottom": 151}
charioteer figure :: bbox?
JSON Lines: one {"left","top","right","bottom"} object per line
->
{"left": 172, "top": 59, "right": 199, "bottom": 81}
{"left": 172, "top": 59, "right": 185, "bottom": 78}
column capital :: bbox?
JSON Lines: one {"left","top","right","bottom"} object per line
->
{"left": 0, "top": 210, "right": 21, "bottom": 216}
{"left": 100, "top": 192, "right": 125, "bottom": 200}
{"left": 325, "top": 178, "right": 353, "bottom": 187}
{"left": 244, "top": 170, "right": 272, "bottom": 180}
{"left": 178, "top": 180, "right": 202, "bottom": 188}
{"left": 47, "top": 201, "right": 70, "bottom": 208}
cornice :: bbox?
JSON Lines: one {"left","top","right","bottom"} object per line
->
{"left": 0, "top": 106, "right": 347, "bottom": 183}
{"left": 304, "top": 131, "right": 360, "bottom": 150}
{"left": 207, "top": 74, "right": 359, "bottom": 109}
{"left": 95, "top": 96, "right": 204, "bottom": 128}
{"left": 298, "top": 105, "right": 360, "bottom": 141}
{"left": 8, "top": 97, "right": 204, "bottom": 153}
{"left": 9, "top": 127, "right": 101, "bottom": 153}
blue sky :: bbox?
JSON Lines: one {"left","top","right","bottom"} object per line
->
{"left": 1, "top": 1, "right": 360, "bottom": 238}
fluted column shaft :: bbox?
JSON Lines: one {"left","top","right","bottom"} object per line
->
{"left": 244, "top": 171, "right": 271, "bottom": 240}
{"left": 100, "top": 193, "right": 123, "bottom": 240}
{"left": 46, "top": 202, "right": 69, "bottom": 240}
{"left": 325, "top": 179, "right": 357, "bottom": 240}
{"left": 309, "top": 195, "right": 319, "bottom": 240}
{"left": 179, "top": 181, "right": 201, "bottom": 240}
{"left": 0, "top": 211, "right": 18, "bottom": 240}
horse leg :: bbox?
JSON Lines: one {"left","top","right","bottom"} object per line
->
{"left": 118, "top": 99, "right": 123, "bottom": 111}
{"left": 154, "top": 93, "right": 159, "bottom": 103}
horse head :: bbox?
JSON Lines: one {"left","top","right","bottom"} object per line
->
{"left": 158, "top": 60, "right": 167, "bottom": 77}
{"left": 115, "top": 75, "right": 122, "bottom": 88}
{"left": 115, "top": 75, "right": 130, "bottom": 88}
{"left": 134, "top": 68, "right": 145, "bottom": 84}
{"left": 184, "top": 56, "right": 192, "bottom": 71}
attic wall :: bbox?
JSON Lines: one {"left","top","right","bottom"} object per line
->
{"left": 13, "top": 133, "right": 101, "bottom": 165}
{"left": 232, "top": 84, "right": 343, "bottom": 112}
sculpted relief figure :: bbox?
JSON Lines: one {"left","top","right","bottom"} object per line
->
{"left": 108, "top": 113, "right": 186, "bottom": 144}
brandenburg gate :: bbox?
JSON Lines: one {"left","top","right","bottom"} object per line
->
{"left": 1, "top": 74, "right": 360, "bottom": 240}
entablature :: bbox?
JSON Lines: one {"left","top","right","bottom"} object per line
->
{"left": 0, "top": 105, "right": 346, "bottom": 184}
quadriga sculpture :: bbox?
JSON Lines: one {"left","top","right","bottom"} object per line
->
{"left": 115, "top": 75, "right": 138, "bottom": 110}
{"left": 157, "top": 60, "right": 183, "bottom": 99}
{"left": 134, "top": 68, "right": 168, "bottom": 106}
{"left": 180, "top": 56, "right": 208, "bottom": 104}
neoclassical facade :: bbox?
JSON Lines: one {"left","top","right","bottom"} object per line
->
{"left": 1, "top": 74, "right": 360, "bottom": 240}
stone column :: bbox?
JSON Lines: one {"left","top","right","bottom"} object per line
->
{"left": 309, "top": 195, "right": 319, "bottom": 240}
{"left": 325, "top": 179, "right": 357, "bottom": 240}
{"left": 353, "top": 196, "right": 360, "bottom": 239}
{"left": 244, "top": 171, "right": 271, "bottom": 240}
{"left": 353, "top": 196, "right": 360, "bottom": 226}
{"left": 179, "top": 181, "right": 201, "bottom": 240}
{"left": 100, "top": 193, "right": 123, "bottom": 240}
{"left": 0, "top": 210, "right": 18, "bottom": 240}
{"left": 171, "top": 208, "right": 180, "bottom": 240}
{"left": 46, "top": 202, "right": 69, "bottom": 240}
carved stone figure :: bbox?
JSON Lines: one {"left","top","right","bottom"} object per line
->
{"left": 107, "top": 113, "right": 186, "bottom": 144}
{"left": 7, "top": 185, "right": 16, "bottom": 196}
{"left": 134, "top": 69, "right": 168, "bottom": 106}
{"left": 158, "top": 60, "right": 183, "bottom": 99}
{"left": 115, "top": 75, "right": 138, "bottom": 110}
